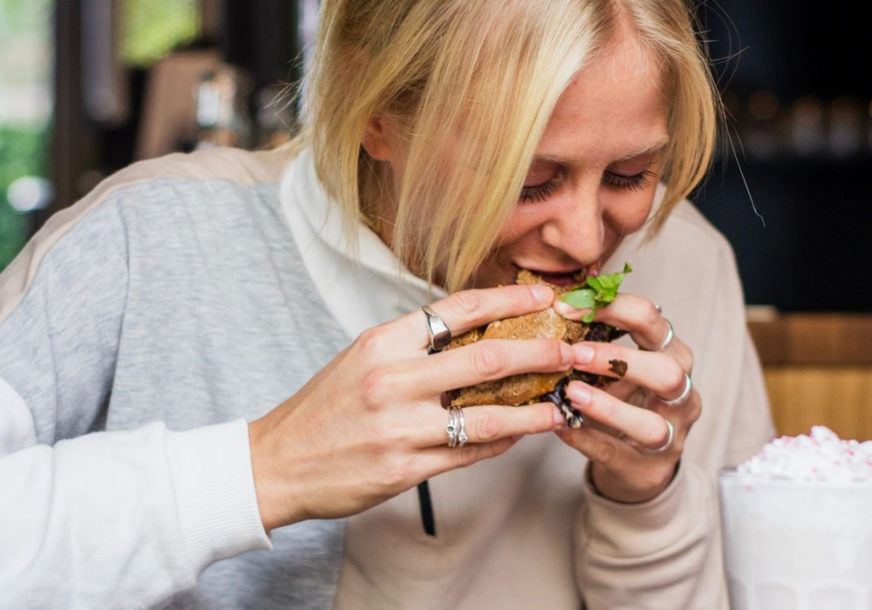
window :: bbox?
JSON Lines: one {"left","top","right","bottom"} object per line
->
{"left": 0, "top": 0, "right": 52, "bottom": 271}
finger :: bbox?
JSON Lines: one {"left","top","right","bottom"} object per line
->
{"left": 411, "top": 402, "right": 563, "bottom": 447}
{"left": 414, "top": 435, "right": 522, "bottom": 480}
{"left": 556, "top": 293, "right": 686, "bottom": 358}
{"left": 557, "top": 411, "right": 674, "bottom": 458}
{"left": 569, "top": 341, "right": 689, "bottom": 401}
{"left": 555, "top": 424, "right": 681, "bottom": 502}
{"left": 377, "top": 337, "right": 573, "bottom": 399}
{"left": 554, "top": 422, "right": 624, "bottom": 465}
{"left": 643, "top": 385, "right": 702, "bottom": 429}
{"left": 563, "top": 381, "right": 672, "bottom": 450}
{"left": 391, "top": 284, "right": 555, "bottom": 352}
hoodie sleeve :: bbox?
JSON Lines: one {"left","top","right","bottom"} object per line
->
{"left": 0, "top": 188, "right": 269, "bottom": 609}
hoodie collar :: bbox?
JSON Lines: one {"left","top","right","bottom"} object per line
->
{"left": 279, "top": 148, "right": 447, "bottom": 341}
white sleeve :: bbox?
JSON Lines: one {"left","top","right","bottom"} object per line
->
{"left": 0, "top": 378, "right": 270, "bottom": 609}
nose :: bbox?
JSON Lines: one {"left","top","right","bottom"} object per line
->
{"left": 539, "top": 181, "right": 605, "bottom": 265}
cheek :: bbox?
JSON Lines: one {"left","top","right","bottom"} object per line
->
{"left": 493, "top": 208, "right": 538, "bottom": 246}
{"left": 602, "top": 187, "right": 657, "bottom": 235}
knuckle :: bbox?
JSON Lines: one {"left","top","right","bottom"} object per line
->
{"left": 355, "top": 325, "right": 388, "bottom": 358}
{"left": 663, "top": 360, "right": 686, "bottom": 392}
{"left": 360, "top": 368, "right": 395, "bottom": 406}
{"left": 471, "top": 411, "right": 502, "bottom": 442}
{"left": 472, "top": 342, "right": 506, "bottom": 378}
{"left": 643, "top": 300, "right": 662, "bottom": 327}
{"left": 680, "top": 345, "right": 695, "bottom": 373}
{"left": 652, "top": 420, "right": 670, "bottom": 447}
{"left": 541, "top": 339, "right": 569, "bottom": 368}
{"left": 593, "top": 438, "right": 617, "bottom": 464}
{"left": 688, "top": 395, "right": 702, "bottom": 422}
{"left": 448, "top": 290, "right": 482, "bottom": 316}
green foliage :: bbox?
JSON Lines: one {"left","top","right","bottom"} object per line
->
{"left": 121, "top": 0, "right": 200, "bottom": 66}
{"left": 560, "top": 263, "right": 633, "bottom": 322}
{"left": 0, "top": 125, "right": 49, "bottom": 271}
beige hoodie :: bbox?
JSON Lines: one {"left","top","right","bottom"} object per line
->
{"left": 280, "top": 151, "right": 775, "bottom": 610}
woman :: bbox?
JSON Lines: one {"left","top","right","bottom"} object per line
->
{"left": 0, "top": 0, "right": 773, "bottom": 608}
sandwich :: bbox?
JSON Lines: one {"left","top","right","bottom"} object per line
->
{"left": 445, "top": 264, "right": 632, "bottom": 428}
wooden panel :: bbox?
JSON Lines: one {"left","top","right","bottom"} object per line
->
{"left": 749, "top": 314, "right": 872, "bottom": 366}
{"left": 764, "top": 366, "right": 872, "bottom": 441}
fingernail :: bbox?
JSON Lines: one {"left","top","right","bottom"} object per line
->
{"left": 553, "top": 406, "right": 565, "bottom": 425}
{"left": 531, "top": 285, "right": 553, "bottom": 304}
{"left": 567, "top": 384, "right": 591, "bottom": 406}
{"left": 554, "top": 300, "right": 577, "bottom": 317}
{"left": 573, "top": 343, "right": 595, "bottom": 364}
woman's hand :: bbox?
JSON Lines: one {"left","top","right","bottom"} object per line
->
{"left": 248, "top": 284, "right": 571, "bottom": 532}
{"left": 553, "top": 295, "right": 700, "bottom": 503}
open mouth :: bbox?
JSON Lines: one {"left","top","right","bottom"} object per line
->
{"left": 517, "top": 263, "right": 601, "bottom": 287}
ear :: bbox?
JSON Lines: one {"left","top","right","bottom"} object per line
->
{"left": 361, "top": 114, "right": 395, "bottom": 161}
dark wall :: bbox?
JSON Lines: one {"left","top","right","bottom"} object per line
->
{"left": 691, "top": 2, "right": 872, "bottom": 311}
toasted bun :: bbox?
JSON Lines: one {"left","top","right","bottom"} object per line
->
{"left": 446, "top": 270, "right": 626, "bottom": 410}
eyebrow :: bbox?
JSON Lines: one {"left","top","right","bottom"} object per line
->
{"left": 532, "top": 138, "right": 670, "bottom": 165}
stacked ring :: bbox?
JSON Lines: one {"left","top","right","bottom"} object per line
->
{"left": 446, "top": 406, "right": 468, "bottom": 448}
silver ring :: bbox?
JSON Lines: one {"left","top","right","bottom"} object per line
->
{"left": 446, "top": 406, "right": 467, "bottom": 448}
{"left": 654, "top": 304, "right": 663, "bottom": 313}
{"left": 644, "top": 419, "right": 674, "bottom": 454}
{"left": 644, "top": 318, "right": 674, "bottom": 352}
{"left": 657, "top": 372, "right": 692, "bottom": 407}
{"left": 422, "top": 305, "right": 452, "bottom": 353}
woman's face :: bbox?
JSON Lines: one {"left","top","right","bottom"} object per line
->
{"left": 363, "top": 34, "right": 668, "bottom": 290}
{"left": 472, "top": 37, "right": 669, "bottom": 288}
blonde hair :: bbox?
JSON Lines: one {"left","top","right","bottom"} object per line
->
{"left": 290, "top": 0, "right": 718, "bottom": 292}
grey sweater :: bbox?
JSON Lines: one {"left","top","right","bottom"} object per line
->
{"left": 0, "top": 148, "right": 347, "bottom": 608}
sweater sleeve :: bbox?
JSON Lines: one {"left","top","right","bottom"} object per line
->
{"left": 574, "top": 461, "right": 722, "bottom": 610}
{"left": 0, "top": 196, "right": 270, "bottom": 609}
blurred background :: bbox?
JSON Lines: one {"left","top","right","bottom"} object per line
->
{"left": 0, "top": 0, "right": 870, "bottom": 439}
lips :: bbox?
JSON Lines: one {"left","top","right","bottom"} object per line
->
{"left": 516, "top": 262, "right": 601, "bottom": 287}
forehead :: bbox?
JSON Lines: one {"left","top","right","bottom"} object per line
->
{"left": 537, "top": 36, "right": 668, "bottom": 164}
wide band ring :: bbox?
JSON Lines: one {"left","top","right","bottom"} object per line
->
{"left": 644, "top": 419, "right": 675, "bottom": 454}
{"left": 446, "top": 406, "right": 468, "bottom": 448}
{"left": 657, "top": 372, "right": 692, "bottom": 407}
{"left": 422, "top": 305, "right": 452, "bottom": 354}
{"left": 644, "top": 317, "right": 674, "bottom": 352}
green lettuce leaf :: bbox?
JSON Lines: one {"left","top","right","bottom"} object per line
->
{"left": 559, "top": 262, "right": 632, "bottom": 322}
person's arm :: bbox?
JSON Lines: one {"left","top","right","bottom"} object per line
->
{"left": 0, "top": 197, "right": 269, "bottom": 609}
{"left": 568, "top": 229, "right": 773, "bottom": 609}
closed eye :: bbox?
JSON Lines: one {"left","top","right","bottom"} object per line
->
{"left": 519, "top": 179, "right": 558, "bottom": 203}
{"left": 603, "top": 169, "right": 654, "bottom": 191}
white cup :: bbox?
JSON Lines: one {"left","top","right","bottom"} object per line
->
{"left": 718, "top": 468, "right": 872, "bottom": 609}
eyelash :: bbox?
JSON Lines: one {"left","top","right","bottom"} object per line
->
{"left": 519, "top": 169, "right": 655, "bottom": 203}
{"left": 519, "top": 181, "right": 557, "bottom": 203}
{"left": 603, "top": 169, "right": 655, "bottom": 191}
